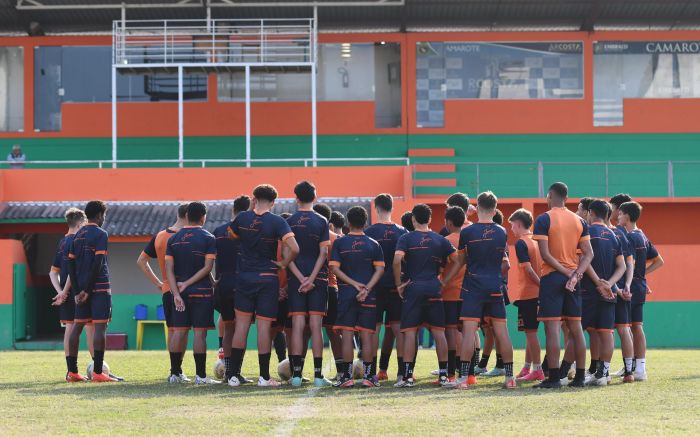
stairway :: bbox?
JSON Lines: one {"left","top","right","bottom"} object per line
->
{"left": 408, "top": 148, "right": 462, "bottom": 196}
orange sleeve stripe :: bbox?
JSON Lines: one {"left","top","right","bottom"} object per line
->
{"left": 328, "top": 261, "right": 341, "bottom": 267}
{"left": 281, "top": 232, "right": 295, "bottom": 241}
{"left": 205, "top": 254, "right": 216, "bottom": 260}
{"left": 532, "top": 235, "right": 548, "bottom": 241}
{"left": 95, "top": 250, "right": 107, "bottom": 255}
{"left": 579, "top": 235, "right": 591, "bottom": 242}
{"left": 373, "top": 261, "right": 385, "bottom": 267}
{"left": 51, "top": 266, "right": 60, "bottom": 272}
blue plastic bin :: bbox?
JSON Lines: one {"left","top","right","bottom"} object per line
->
{"left": 134, "top": 304, "right": 148, "bottom": 320}
{"left": 156, "top": 305, "right": 165, "bottom": 321}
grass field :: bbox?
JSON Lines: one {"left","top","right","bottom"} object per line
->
{"left": 0, "top": 349, "right": 699, "bottom": 436}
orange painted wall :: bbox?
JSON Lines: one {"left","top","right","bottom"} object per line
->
{"left": 0, "top": 239, "right": 28, "bottom": 304}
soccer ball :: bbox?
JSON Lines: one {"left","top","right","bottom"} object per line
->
{"left": 86, "top": 360, "right": 110, "bottom": 380}
{"left": 277, "top": 358, "right": 292, "bottom": 381}
{"left": 352, "top": 359, "right": 364, "bottom": 379}
{"left": 213, "top": 359, "right": 226, "bottom": 380}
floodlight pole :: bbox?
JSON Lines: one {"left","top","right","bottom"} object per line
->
{"left": 245, "top": 65, "right": 251, "bottom": 168}
{"left": 178, "top": 65, "right": 184, "bottom": 168}
{"left": 311, "top": 6, "right": 318, "bottom": 167}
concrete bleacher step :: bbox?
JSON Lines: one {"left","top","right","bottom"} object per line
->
{"left": 410, "top": 148, "right": 458, "bottom": 195}
{"left": 415, "top": 185, "right": 473, "bottom": 196}
{"left": 408, "top": 148, "right": 455, "bottom": 158}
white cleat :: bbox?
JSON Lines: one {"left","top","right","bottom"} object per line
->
{"left": 633, "top": 371, "right": 647, "bottom": 381}
{"left": 228, "top": 376, "right": 241, "bottom": 387}
{"left": 179, "top": 373, "right": 191, "bottom": 382}
{"left": 194, "top": 376, "right": 221, "bottom": 385}
{"left": 258, "top": 376, "right": 282, "bottom": 387}
{"left": 168, "top": 374, "right": 183, "bottom": 384}
{"left": 613, "top": 367, "right": 625, "bottom": 377}
{"left": 585, "top": 375, "right": 608, "bottom": 387}
{"left": 559, "top": 377, "right": 570, "bottom": 387}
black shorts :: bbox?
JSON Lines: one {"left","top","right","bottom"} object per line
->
{"left": 582, "top": 295, "right": 616, "bottom": 332}
{"left": 334, "top": 284, "right": 376, "bottom": 333}
{"left": 399, "top": 279, "right": 445, "bottom": 332}
{"left": 59, "top": 294, "right": 75, "bottom": 324}
{"left": 74, "top": 291, "right": 112, "bottom": 324}
{"left": 172, "top": 290, "right": 215, "bottom": 330}
{"left": 631, "top": 302, "right": 644, "bottom": 325}
{"left": 444, "top": 300, "right": 462, "bottom": 329}
{"left": 323, "top": 286, "right": 338, "bottom": 327}
{"left": 615, "top": 297, "right": 631, "bottom": 327}
{"left": 162, "top": 291, "right": 175, "bottom": 328}
{"left": 537, "top": 272, "right": 582, "bottom": 322}
{"left": 376, "top": 287, "right": 403, "bottom": 325}
{"left": 460, "top": 291, "right": 507, "bottom": 324}
{"left": 515, "top": 298, "right": 539, "bottom": 332}
{"left": 273, "top": 299, "right": 289, "bottom": 333}
{"left": 215, "top": 274, "right": 236, "bottom": 322}
{"left": 287, "top": 276, "right": 328, "bottom": 317}
{"left": 235, "top": 271, "right": 279, "bottom": 321}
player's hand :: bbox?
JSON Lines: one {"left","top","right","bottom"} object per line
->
{"left": 273, "top": 260, "right": 287, "bottom": 270}
{"left": 52, "top": 292, "right": 67, "bottom": 306}
{"left": 351, "top": 281, "right": 365, "bottom": 293}
{"left": 75, "top": 291, "right": 88, "bottom": 305}
{"left": 565, "top": 273, "right": 579, "bottom": 292}
{"left": 396, "top": 280, "right": 411, "bottom": 299}
{"left": 356, "top": 287, "right": 369, "bottom": 302}
{"left": 177, "top": 282, "right": 187, "bottom": 293}
{"left": 173, "top": 294, "right": 185, "bottom": 312}
{"left": 596, "top": 281, "right": 614, "bottom": 300}
{"left": 647, "top": 287, "right": 653, "bottom": 295}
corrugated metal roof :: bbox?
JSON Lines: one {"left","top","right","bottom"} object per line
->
{"left": 0, "top": 199, "right": 372, "bottom": 236}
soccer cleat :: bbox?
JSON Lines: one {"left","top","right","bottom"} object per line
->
{"left": 584, "top": 373, "right": 595, "bottom": 385}
{"left": 559, "top": 377, "right": 570, "bottom": 387}
{"left": 533, "top": 379, "right": 562, "bottom": 389}
{"left": 227, "top": 376, "right": 241, "bottom": 387}
{"left": 567, "top": 366, "right": 576, "bottom": 380}
{"left": 585, "top": 376, "right": 608, "bottom": 387}
{"left": 361, "top": 377, "right": 381, "bottom": 388}
{"left": 179, "top": 373, "right": 192, "bottom": 382}
{"left": 474, "top": 366, "right": 487, "bottom": 375}
{"left": 481, "top": 367, "right": 505, "bottom": 377}
{"left": 518, "top": 369, "right": 545, "bottom": 382}
{"left": 633, "top": 371, "right": 647, "bottom": 381}
{"left": 568, "top": 378, "right": 585, "bottom": 388}
{"left": 314, "top": 377, "right": 333, "bottom": 387}
{"left": 395, "top": 377, "right": 415, "bottom": 388}
{"left": 290, "top": 376, "right": 303, "bottom": 387}
{"left": 168, "top": 374, "right": 183, "bottom": 384}
{"left": 377, "top": 370, "right": 388, "bottom": 381}
{"left": 108, "top": 373, "right": 124, "bottom": 382}
{"left": 91, "top": 372, "right": 115, "bottom": 383}
{"left": 237, "top": 375, "right": 254, "bottom": 384}
{"left": 516, "top": 367, "right": 530, "bottom": 378}
{"left": 218, "top": 348, "right": 224, "bottom": 360}
{"left": 504, "top": 377, "right": 517, "bottom": 389}
{"left": 334, "top": 376, "right": 355, "bottom": 388}
{"left": 467, "top": 375, "right": 477, "bottom": 385}
{"left": 430, "top": 369, "right": 439, "bottom": 376}
{"left": 622, "top": 374, "right": 635, "bottom": 383}
{"left": 257, "top": 377, "right": 281, "bottom": 387}
{"left": 194, "top": 376, "right": 221, "bottom": 385}
{"left": 66, "top": 372, "right": 87, "bottom": 383}
{"left": 613, "top": 367, "right": 625, "bottom": 377}
{"left": 394, "top": 375, "right": 404, "bottom": 386}
{"left": 454, "top": 377, "right": 470, "bottom": 390}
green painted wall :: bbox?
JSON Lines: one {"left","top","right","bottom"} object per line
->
{"left": 0, "top": 304, "right": 13, "bottom": 349}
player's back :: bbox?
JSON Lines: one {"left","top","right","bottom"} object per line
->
{"left": 611, "top": 225, "right": 632, "bottom": 288}
{"left": 330, "top": 233, "right": 384, "bottom": 285}
{"left": 533, "top": 207, "right": 588, "bottom": 276}
{"left": 166, "top": 226, "right": 216, "bottom": 290}
{"left": 214, "top": 222, "right": 240, "bottom": 278}
{"left": 460, "top": 222, "right": 507, "bottom": 294}
{"left": 396, "top": 230, "right": 454, "bottom": 282}
{"left": 626, "top": 228, "right": 659, "bottom": 285}
{"left": 513, "top": 233, "right": 541, "bottom": 301}
{"left": 582, "top": 223, "right": 621, "bottom": 298}
{"left": 70, "top": 223, "right": 110, "bottom": 291}
{"left": 153, "top": 228, "right": 177, "bottom": 291}
{"left": 287, "top": 210, "right": 330, "bottom": 276}
{"left": 229, "top": 210, "right": 293, "bottom": 274}
{"left": 54, "top": 233, "right": 77, "bottom": 288}
{"left": 365, "top": 222, "right": 407, "bottom": 288}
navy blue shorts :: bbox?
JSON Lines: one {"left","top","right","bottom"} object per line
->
{"left": 323, "top": 286, "right": 338, "bottom": 327}
{"left": 582, "top": 295, "right": 616, "bottom": 332}
{"left": 631, "top": 302, "right": 644, "bottom": 325}
{"left": 172, "top": 287, "right": 215, "bottom": 330}
{"left": 334, "top": 284, "right": 376, "bottom": 333}
{"left": 287, "top": 276, "right": 328, "bottom": 317}
{"left": 59, "top": 294, "right": 75, "bottom": 324}
{"left": 235, "top": 271, "right": 279, "bottom": 321}
{"left": 74, "top": 291, "right": 112, "bottom": 324}
{"left": 444, "top": 300, "right": 462, "bottom": 329}
{"left": 376, "top": 286, "right": 403, "bottom": 325}
{"left": 537, "top": 272, "right": 582, "bottom": 322}
{"left": 215, "top": 274, "right": 236, "bottom": 322}
{"left": 515, "top": 298, "right": 539, "bottom": 332}
{"left": 460, "top": 290, "right": 507, "bottom": 324}
{"left": 162, "top": 291, "right": 174, "bottom": 328}
{"left": 614, "top": 297, "right": 631, "bottom": 327}
{"left": 399, "top": 280, "right": 445, "bottom": 332}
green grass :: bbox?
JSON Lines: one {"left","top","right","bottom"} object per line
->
{"left": 0, "top": 349, "right": 699, "bottom": 436}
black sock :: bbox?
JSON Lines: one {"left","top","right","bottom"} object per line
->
{"left": 471, "top": 349, "right": 481, "bottom": 375}
{"left": 273, "top": 332, "right": 287, "bottom": 362}
{"left": 632, "top": 358, "right": 637, "bottom": 372}
{"left": 314, "top": 357, "right": 323, "bottom": 379}
{"left": 224, "top": 356, "right": 232, "bottom": 379}
{"left": 218, "top": 337, "right": 223, "bottom": 348}
{"left": 473, "top": 348, "right": 481, "bottom": 369}
{"left": 344, "top": 362, "right": 352, "bottom": 379}
{"left": 548, "top": 366, "right": 560, "bottom": 382}
{"left": 169, "top": 352, "right": 182, "bottom": 375}
{"left": 236, "top": 349, "right": 246, "bottom": 376}
{"left": 595, "top": 361, "right": 605, "bottom": 378}
{"left": 363, "top": 361, "right": 372, "bottom": 379}
{"left": 371, "top": 357, "right": 377, "bottom": 377}
{"left": 335, "top": 359, "right": 343, "bottom": 375}
{"left": 504, "top": 362, "right": 514, "bottom": 378}
{"left": 542, "top": 354, "right": 549, "bottom": 373}
{"left": 404, "top": 361, "right": 415, "bottom": 380}
{"left": 194, "top": 353, "right": 206, "bottom": 378}
{"left": 460, "top": 359, "right": 469, "bottom": 378}
{"left": 574, "top": 368, "right": 585, "bottom": 382}
{"left": 230, "top": 348, "right": 245, "bottom": 380}
{"left": 468, "top": 353, "right": 476, "bottom": 376}
{"left": 496, "top": 353, "right": 504, "bottom": 369}
{"left": 559, "top": 359, "right": 572, "bottom": 377}
{"left": 93, "top": 350, "right": 105, "bottom": 375}
{"left": 67, "top": 356, "right": 78, "bottom": 374}
{"left": 379, "top": 349, "right": 391, "bottom": 371}
{"left": 478, "top": 354, "right": 490, "bottom": 369}
{"left": 438, "top": 361, "right": 448, "bottom": 379}
{"left": 588, "top": 359, "right": 598, "bottom": 375}
{"left": 447, "top": 350, "right": 456, "bottom": 377}
{"left": 291, "top": 355, "right": 302, "bottom": 378}
{"left": 259, "top": 352, "right": 271, "bottom": 381}
{"left": 397, "top": 357, "right": 404, "bottom": 377}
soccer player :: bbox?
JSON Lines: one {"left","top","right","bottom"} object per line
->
{"left": 213, "top": 196, "right": 251, "bottom": 383}
{"left": 330, "top": 211, "right": 346, "bottom": 237}
{"left": 439, "top": 192, "right": 474, "bottom": 237}
{"left": 329, "top": 206, "right": 385, "bottom": 388}
{"left": 581, "top": 200, "right": 627, "bottom": 386}
{"left": 577, "top": 197, "right": 595, "bottom": 219}
{"left": 66, "top": 201, "right": 114, "bottom": 383}
{"left": 365, "top": 193, "right": 408, "bottom": 384}
{"left": 136, "top": 203, "right": 190, "bottom": 382}
{"left": 440, "top": 206, "right": 468, "bottom": 383}
{"left": 50, "top": 208, "right": 87, "bottom": 381}
{"left": 165, "top": 202, "right": 218, "bottom": 384}
{"left": 442, "top": 192, "right": 516, "bottom": 389}
{"left": 532, "top": 182, "right": 594, "bottom": 389}
{"left": 286, "top": 181, "right": 332, "bottom": 387}
{"left": 618, "top": 201, "right": 664, "bottom": 381}
{"left": 227, "top": 184, "right": 300, "bottom": 387}
{"left": 609, "top": 193, "right": 632, "bottom": 224}
{"left": 400, "top": 211, "right": 414, "bottom": 232}
{"left": 508, "top": 208, "right": 544, "bottom": 382}
{"left": 393, "top": 204, "right": 453, "bottom": 388}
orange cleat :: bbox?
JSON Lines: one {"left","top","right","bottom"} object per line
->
{"left": 467, "top": 375, "right": 477, "bottom": 385}
{"left": 377, "top": 370, "right": 388, "bottom": 381}
{"left": 455, "top": 378, "right": 470, "bottom": 390}
{"left": 66, "top": 372, "right": 87, "bottom": 383}
{"left": 518, "top": 369, "right": 545, "bottom": 382}
{"left": 504, "top": 377, "right": 517, "bottom": 389}
{"left": 516, "top": 367, "right": 530, "bottom": 378}
{"left": 91, "top": 372, "right": 115, "bottom": 382}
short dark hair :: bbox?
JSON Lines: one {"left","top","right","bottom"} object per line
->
{"left": 330, "top": 211, "right": 345, "bottom": 230}
{"left": 177, "top": 203, "right": 189, "bottom": 219}
{"left": 579, "top": 197, "right": 595, "bottom": 211}
{"left": 280, "top": 212, "right": 292, "bottom": 220}
{"left": 64, "top": 208, "right": 86, "bottom": 227}
{"left": 610, "top": 193, "right": 632, "bottom": 209}
{"left": 588, "top": 199, "right": 610, "bottom": 221}
{"left": 401, "top": 211, "right": 414, "bottom": 232}
{"left": 346, "top": 206, "right": 368, "bottom": 229}
{"left": 84, "top": 200, "right": 107, "bottom": 220}
{"left": 445, "top": 206, "right": 465, "bottom": 228}
{"left": 233, "top": 195, "right": 251, "bottom": 214}
{"left": 186, "top": 201, "right": 207, "bottom": 223}
{"left": 412, "top": 204, "right": 432, "bottom": 225}
{"left": 446, "top": 192, "right": 470, "bottom": 211}
{"left": 493, "top": 209, "right": 504, "bottom": 225}
{"left": 619, "top": 201, "right": 642, "bottom": 222}
{"left": 253, "top": 184, "right": 278, "bottom": 202}
{"left": 508, "top": 208, "right": 533, "bottom": 229}
{"left": 477, "top": 191, "right": 497, "bottom": 211}
{"left": 549, "top": 182, "right": 568, "bottom": 199}
{"left": 374, "top": 193, "right": 393, "bottom": 212}
{"left": 294, "top": 180, "right": 316, "bottom": 203}
{"left": 313, "top": 203, "right": 332, "bottom": 221}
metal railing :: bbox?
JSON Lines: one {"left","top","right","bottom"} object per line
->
{"left": 113, "top": 18, "right": 314, "bottom": 67}
{"left": 411, "top": 160, "right": 700, "bottom": 198}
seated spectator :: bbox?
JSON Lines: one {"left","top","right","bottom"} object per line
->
{"left": 7, "top": 144, "right": 25, "bottom": 169}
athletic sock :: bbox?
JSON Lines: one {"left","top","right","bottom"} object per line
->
{"left": 291, "top": 355, "right": 302, "bottom": 378}
{"left": 471, "top": 349, "right": 480, "bottom": 375}
{"left": 588, "top": 359, "right": 598, "bottom": 375}
{"left": 371, "top": 357, "right": 378, "bottom": 377}
{"left": 397, "top": 357, "right": 404, "bottom": 378}
{"left": 363, "top": 361, "right": 372, "bottom": 379}
{"left": 193, "top": 353, "right": 206, "bottom": 378}
{"left": 632, "top": 358, "right": 637, "bottom": 372}
{"left": 595, "top": 361, "right": 605, "bottom": 379}
{"left": 273, "top": 332, "right": 287, "bottom": 362}
{"left": 344, "top": 362, "right": 352, "bottom": 379}
{"left": 169, "top": 352, "right": 182, "bottom": 375}
{"left": 224, "top": 356, "right": 232, "bottom": 379}
{"left": 496, "top": 353, "right": 504, "bottom": 369}
{"left": 478, "top": 354, "right": 490, "bottom": 369}
{"left": 623, "top": 357, "right": 634, "bottom": 375}
{"left": 67, "top": 356, "right": 78, "bottom": 374}
{"left": 636, "top": 358, "right": 646, "bottom": 374}
{"left": 335, "top": 358, "right": 344, "bottom": 375}
{"left": 523, "top": 361, "right": 532, "bottom": 370}
{"left": 93, "top": 350, "right": 105, "bottom": 375}
{"left": 447, "top": 350, "right": 456, "bottom": 377}
{"left": 503, "top": 362, "right": 514, "bottom": 378}
{"left": 548, "top": 366, "right": 560, "bottom": 383}
{"left": 438, "top": 361, "right": 448, "bottom": 379}
{"left": 404, "top": 361, "right": 415, "bottom": 380}
{"left": 235, "top": 348, "right": 246, "bottom": 376}
{"left": 454, "top": 354, "right": 460, "bottom": 376}
{"left": 574, "top": 368, "right": 585, "bottom": 382}
{"left": 533, "top": 362, "right": 542, "bottom": 371}
{"left": 542, "top": 354, "right": 549, "bottom": 374}
{"left": 218, "top": 337, "right": 223, "bottom": 348}
{"left": 379, "top": 349, "right": 391, "bottom": 371}
{"left": 473, "top": 348, "right": 481, "bottom": 369}
{"left": 602, "top": 361, "right": 610, "bottom": 377}
{"left": 559, "top": 360, "right": 572, "bottom": 378}
{"left": 314, "top": 357, "right": 323, "bottom": 379}
{"left": 258, "top": 352, "right": 271, "bottom": 381}
{"left": 459, "top": 359, "right": 469, "bottom": 379}
{"left": 230, "top": 348, "right": 245, "bottom": 380}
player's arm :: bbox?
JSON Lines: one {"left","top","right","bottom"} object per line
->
{"left": 165, "top": 256, "right": 184, "bottom": 311}
{"left": 301, "top": 242, "right": 329, "bottom": 292}
{"left": 624, "top": 255, "right": 634, "bottom": 292}
{"left": 178, "top": 258, "right": 215, "bottom": 291}
{"left": 537, "top": 240, "right": 572, "bottom": 277}
{"left": 566, "top": 238, "right": 594, "bottom": 291}
{"left": 646, "top": 254, "right": 664, "bottom": 275}
{"left": 441, "top": 251, "right": 465, "bottom": 285}
{"left": 136, "top": 251, "right": 163, "bottom": 290}
{"left": 609, "top": 255, "right": 627, "bottom": 287}
{"left": 331, "top": 265, "right": 364, "bottom": 292}
{"left": 276, "top": 235, "right": 300, "bottom": 270}
{"left": 49, "top": 266, "right": 62, "bottom": 294}
{"left": 524, "top": 264, "right": 540, "bottom": 285}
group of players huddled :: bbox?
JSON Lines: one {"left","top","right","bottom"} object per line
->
{"left": 50, "top": 180, "right": 663, "bottom": 390}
